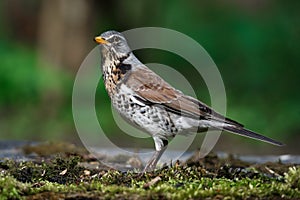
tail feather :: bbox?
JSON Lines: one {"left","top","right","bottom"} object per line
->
{"left": 223, "top": 126, "right": 284, "bottom": 146}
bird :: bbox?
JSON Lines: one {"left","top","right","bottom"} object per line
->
{"left": 94, "top": 30, "right": 284, "bottom": 172}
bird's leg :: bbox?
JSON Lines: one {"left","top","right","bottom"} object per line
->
{"left": 142, "top": 136, "right": 168, "bottom": 173}
{"left": 143, "top": 148, "right": 167, "bottom": 173}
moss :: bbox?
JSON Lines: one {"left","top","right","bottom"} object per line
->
{"left": 22, "top": 141, "right": 88, "bottom": 157}
{"left": 4, "top": 156, "right": 84, "bottom": 184}
{"left": 0, "top": 149, "right": 299, "bottom": 199}
{"left": 1, "top": 168, "right": 300, "bottom": 199}
{"left": 285, "top": 166, "right": 300, "bottom": 189}
{"left": 0, "top": 173, "right": 25, "bottom": 200}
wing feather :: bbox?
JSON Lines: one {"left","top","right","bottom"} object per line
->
{"left": 126, "top": 66, "right": 243, "bottom": 127}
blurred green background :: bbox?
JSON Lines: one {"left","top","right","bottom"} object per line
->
{"left": 0, "top": 0, "right": 299, "bottom": 154}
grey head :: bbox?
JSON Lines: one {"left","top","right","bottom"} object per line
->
{"left": 95, "top": 30, "right": 132, "bottom": 61}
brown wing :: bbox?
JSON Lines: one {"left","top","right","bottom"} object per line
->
{"left": 126, "top": 67, "right": 243, "bottom": 127}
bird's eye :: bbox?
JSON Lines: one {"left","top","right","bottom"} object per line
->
{"left": 113, "top": 36, "right": 120, "bottom": 43}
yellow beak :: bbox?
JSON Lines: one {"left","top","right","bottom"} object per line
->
{"left": 94, "top": 36, "right": 109, "bottom": 44}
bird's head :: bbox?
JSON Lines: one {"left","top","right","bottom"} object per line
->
{"left": 95, "top": 31, "right": 131, "bottom": 60}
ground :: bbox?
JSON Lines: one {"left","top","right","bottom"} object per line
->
{"left": 0, "top": 142, "right": 299, "bottom": 199}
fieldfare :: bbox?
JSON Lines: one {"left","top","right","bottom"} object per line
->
{"left": 95, "top": 30, "right": 283, "bottom": 172}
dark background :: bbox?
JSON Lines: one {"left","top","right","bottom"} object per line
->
{"left": 0, "top": 0, "right": 299, "bottom": 154}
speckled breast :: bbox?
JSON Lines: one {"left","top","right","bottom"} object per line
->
{"left": 110, "top": 86, "right": 180, "bottom": 138}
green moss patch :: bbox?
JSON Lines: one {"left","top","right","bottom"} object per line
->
{"left": 0, "top": 146, "right": 299, "bottom": 199}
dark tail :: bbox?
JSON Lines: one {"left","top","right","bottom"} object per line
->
{"left": 223, "top": 126, "right": 284, "bottom": 146}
